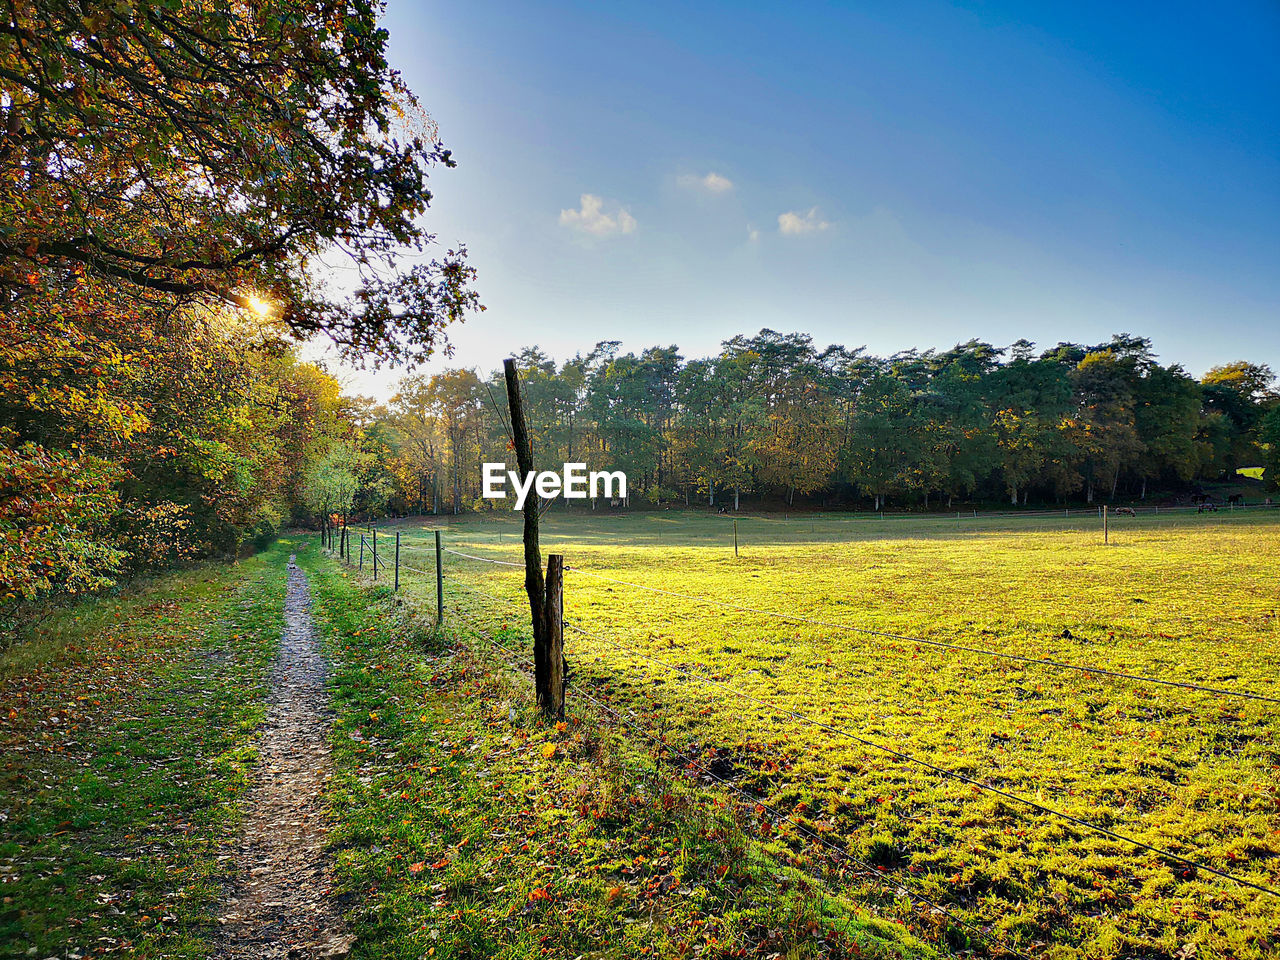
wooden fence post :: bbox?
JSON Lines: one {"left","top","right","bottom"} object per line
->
{"left": 1103, "top": 504, "right": 1109, "bottom": 545}
{"left": 372, "top": 527, "right": 378, "bottom": 581}
{"left": 435, "top": 530, "right": 444, "bottom": 623}
{"left": 544, "top": 554, "right": 565, "bottom": 718}
{"left": 395, "top": 532, "right": 400, "bottom": 592}
{"left": 733, "top": 519, "right": 738, "bottom": 557}
{"left": 504, "top": 358, "right": 550, "bottom": 714}
{"left": 359, "top": 535, "right": 364, "bottom": 570}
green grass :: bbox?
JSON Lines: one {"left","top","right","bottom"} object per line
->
{"left": 303, "top": 540, "right": 936, "bottom": 959}
{"left": 385, "top": 509, "right": 1280, "bottom": 960}
{"left": 0, "top": 542, "right": 290, "bottom": 959}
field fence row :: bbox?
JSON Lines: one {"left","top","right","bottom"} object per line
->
{"left": 707, "top": 500, "right": 1280, "bottom": 525}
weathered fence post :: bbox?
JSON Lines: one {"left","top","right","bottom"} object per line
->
{"left": 733, "top": 519, "right": 739, "bottom": 557}
{"left": 359, "top": 535, "right": 364, "bottom": 570}
{"left": 545, "top": 554, "right": 565, "bottom": 717}
{"left": 372, "top": 527, "right": 378, "bottom": 581}
{"left": 1103, "top": 504, "right": 1109, "bottom": 545}
{"left": 434, "top": 530, "right": 443, "bottom": 623}
{"left": 395, "top": 532, "right": 400, "bottom": 592}
{"left": 505, "top": 357, "right": 556, "bottom": 716}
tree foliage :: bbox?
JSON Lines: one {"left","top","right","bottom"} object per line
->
{"left": 1, "top": 0, "right": 478, "bottom": 628}
{"left": 363, "top": 331, "right": 1278, "bottom": 517}
{"left": 2, "top": 0, "right": 481, "bottom": 365}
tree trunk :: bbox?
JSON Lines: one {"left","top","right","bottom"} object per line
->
{"left": 734, "top": 487, "right": 740, "bottom": 511}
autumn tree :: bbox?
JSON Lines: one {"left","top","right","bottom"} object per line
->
{"left": 2, "top": 0, "right": 481, "bottom": 362}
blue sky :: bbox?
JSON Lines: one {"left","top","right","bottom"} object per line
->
{"left": 326, "top": 0, "right": 1280, "bottom": 398}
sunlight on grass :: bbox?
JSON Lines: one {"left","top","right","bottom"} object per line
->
{"left": 387, "top": 510, "right": 1280, "bottom": 960}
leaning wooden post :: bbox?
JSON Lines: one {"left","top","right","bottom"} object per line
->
{"left": 359, "top": 535, "right": 365, "bottom": 570}
{"left": 394, "top": 532, "right": 400, "bottom": 592}
{"left": 1103, "top": 504, "right": 1109, "bottom": 545}
{"left": 435, "top": 530, "right": 444, "bottom": 623}
{"left": 545, "top": 554, "right": 565, "bottom": 718}
{"left": 733, "top": 519, "right": 739, "bottom": 557}
{"left": 504, "top": 358, "right": 550, "bottom": 714}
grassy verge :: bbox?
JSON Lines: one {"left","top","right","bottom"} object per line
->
{"left": 303, "top": 544, "right": 937, "bottom": 960}
{"left": 0, "top": 540, "right": 292, "bottom": 959}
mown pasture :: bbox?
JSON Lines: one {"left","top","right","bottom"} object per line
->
{"left": 390, "top": 509, "right": 1279, "bottom": 960}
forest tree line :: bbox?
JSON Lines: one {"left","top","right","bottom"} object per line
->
{"left": 334, "top": 331, "right": 1278, "bottom": 519}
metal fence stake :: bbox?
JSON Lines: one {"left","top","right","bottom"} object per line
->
{"left": 435, "top": 530, "right": 444, "bottom": 623}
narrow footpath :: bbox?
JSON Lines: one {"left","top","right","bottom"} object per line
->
{"left": 214, "top": 556, "right": 353, "bottom": 959}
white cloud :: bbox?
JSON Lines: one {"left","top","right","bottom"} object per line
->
{"left": 678, "top": 171, "right": 734, "bottom": 194}
{"left": 778, "top": 206, "right": 831, "bottom": 236}
{"left": 559, "top": 194, "right": 637, "bottom": 236}
{"left": 747, "top": 226, "right": 760, "bottom": 242}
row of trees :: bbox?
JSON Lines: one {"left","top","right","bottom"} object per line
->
{"left": 2, "top": 0, "right": 479, "bottom": 632}
{"left": 340, "top": 332, "right": 1277, "bottom": 518}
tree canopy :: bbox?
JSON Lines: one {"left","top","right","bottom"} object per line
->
{"left": 1, "top": 0, "right": 479, "bottom": 634}
{"left": 356, "top": 331, "right": 1278, "bottom": 518}
{"left": 2, "top": 0, "right": 481, "bottom": 365}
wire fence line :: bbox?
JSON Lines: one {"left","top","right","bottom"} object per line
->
{"left": 711, "top": 501, "right": 1280, "bottom": 526}
{"left": 444, "top": 595, "right": 1019, "bottom": 959}
{"left": 436, "top": 544, "right": 1279, "bottom": 705}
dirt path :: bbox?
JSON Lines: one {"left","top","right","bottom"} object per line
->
{"left": 214, "top": 556, "right": 353, "bottom": 959}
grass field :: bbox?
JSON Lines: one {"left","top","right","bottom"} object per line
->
{"left": 385, "top": 508, "right": 1280, "bottom": 960}
{"left": 0, "top": 543, "right": 289, "bottom": 958}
